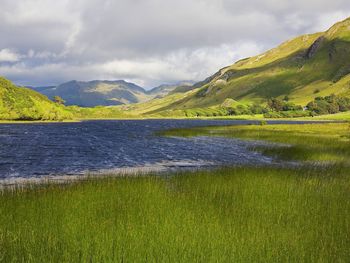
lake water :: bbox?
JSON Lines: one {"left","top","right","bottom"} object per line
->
{"left": 0, "top": 119, "right": 313, "bottom": 181}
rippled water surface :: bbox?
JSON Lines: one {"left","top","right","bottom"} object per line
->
{"left": 0, "top": 119, "right": 310, "bottom": 179}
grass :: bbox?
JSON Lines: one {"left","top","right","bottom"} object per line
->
{"left": 1, "top": 122, "right": 350, "bottom": 262}
{"left": 0, "top": 77, "right": 73, "bottom": 121}
{"left": 162, "top": 122, "right": 350, "bottom": 163}
{"left": 2, "top": 75, "right": 350, "bottom": 122}
{"left": 1, "top": 165, "right": 350, "bottom": 262}
{"left": 311, "top": 111, "right": 350, "bottom": 121}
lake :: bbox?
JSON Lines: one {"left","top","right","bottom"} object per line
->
{"left": 0, "top": 119, "right": 314, "bottom": 181}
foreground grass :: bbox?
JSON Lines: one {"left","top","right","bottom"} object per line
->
{"left": 1, "top": 166, "right": 350, "bottom": 262}
{"left": 311, "top": 111, "right": 350, "bottom": 121}
{"left": 163, "top": 122, "right": 350, "bottom": 163}
{"left": 1, "top": 122, "right": 350, "bottom": 262}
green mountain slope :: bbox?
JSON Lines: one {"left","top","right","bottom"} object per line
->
{"left": 0, "top": 77, "right": 72, "bottom": 120}
{"left": 33, "top": 80, "right": 149, "bottom": 107}
{"left": 147, "top": 81, "right": 194, "bottom": 98}
{"left": 34, "top": 80, "right": 189, "bottom": 107}
{"left": 147, "top": 17, "right": 350, "bottom": 113}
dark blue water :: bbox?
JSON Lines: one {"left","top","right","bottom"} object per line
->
{"left": 0, "top": 119, "right": 314, "bottom": 180}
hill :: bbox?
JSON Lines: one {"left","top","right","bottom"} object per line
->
{"left": 148, "top": 81, "right": 194, "bottom": 98}
{"left": 0, "top": 77, "right": 72, "bottom": 120}
{"left": 143, "top": 17, "right": 350, "bottom": 114}
{"left": 34, "top": 80, "right": 189, "bottom": 107}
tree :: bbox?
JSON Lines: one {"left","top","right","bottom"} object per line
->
{"left": 53, "top": 96, "right": 65, "bottom": 105}
{"left": 267, "top": 98, "right": 284, "bottom": 112}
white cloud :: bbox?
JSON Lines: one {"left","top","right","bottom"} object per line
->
{"left": 311, "top": 11, "right": 350, "bottom": 32}
{"left": 0, "top": 49, "right": 21, "bottom": 62}
{"left": 0, "top": 42, "right": 263, "bottom": 87}
{"left": 0, "top": 0, "right": 349, "bottom": 87}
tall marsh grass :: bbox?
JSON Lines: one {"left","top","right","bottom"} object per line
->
{"left": 1, "top": 122, "right": 350, "bottom": 262}
{"left": 1, "top": 166, "right": 349, "bottom": 262}
{"left": 162, "top": 123, "right": 350, "bottom": 163}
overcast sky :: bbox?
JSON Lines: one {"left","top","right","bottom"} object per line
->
{"left": 0, "top": 0, "right": 350, "bottom": 88}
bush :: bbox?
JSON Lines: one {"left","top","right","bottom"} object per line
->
{"left": 306, "top": 94, "right": 350, "bottom": 115}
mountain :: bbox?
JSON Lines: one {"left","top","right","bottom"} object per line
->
{"left": 147, "top": 81, "right": 194, "bottom": 98}
{"left": 33, "top": 80, "right": 190, "bottom": 107}
{"left": 143, "top": 17, "right": 350, "bottom": 114}
{"left": 32, "top": 80, "right": 148, "bottom": 107}
{"left": 0, "top": 77, "right": 72, "bottom": 120}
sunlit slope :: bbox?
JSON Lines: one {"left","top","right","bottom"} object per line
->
{"left": 148, "top": 17, "right": 350, "bottom": 112}
{"left": 36, "top": 80, "right": 149, "bottom": 107}
{"left": 0, "top": 77, "right": 72, "bottom": 120}
{"left": 35, "top": 80, "right": 190, "bottom": 107}
{"left": 120, "top": 89, "right": 199, "bottom": 116}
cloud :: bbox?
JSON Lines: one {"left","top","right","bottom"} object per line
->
{"left": 0, "top": 42, "right": 262, "bottom": 87}
{"left": 0, "top": 49, "right": 21, "bottom": 62}
{"left": 311, "top": 10, "right": 350, "bottom": 32}
{"left": 0, "top": 0, "right": 349, "bottom": 87}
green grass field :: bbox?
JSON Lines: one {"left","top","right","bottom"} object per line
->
{"left": 1, "top": 166, "right": 350, "bottom": 262}
{"left": 1, "top": 122, "right": 350, "bottom": 262}
{"left": 162, "top": 122, "right": 350, "bottom": 163}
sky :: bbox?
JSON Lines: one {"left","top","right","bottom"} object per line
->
{"left": 0, "top": 0, "right": 350, "bottom": 89}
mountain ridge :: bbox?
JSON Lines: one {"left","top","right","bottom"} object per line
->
{"left": 32, "top": 80, "right": 193, "bottom": 107}
{"left": 142, "top": 17, "right": 350, "bottom": 114}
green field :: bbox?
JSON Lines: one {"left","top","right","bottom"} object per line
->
{"left": 162, "top": 122, "right": 350, "bottom": 163}
{"left": 1, "top": 122, "right": 350, "bottom": 262}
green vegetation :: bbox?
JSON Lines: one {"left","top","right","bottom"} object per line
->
{"left": 0, "top": 77, "right": 73, "bottom": 121}
{"left": 1, "top": 122, "right": 350, "bottom": 262}
{"left": 129, "top": 17, "right": 350, "bottom": 115}
{"left": 0, "top": 77, "right": 148, "bottom": 121}
{"left": 34, "top": 80, "right": 190, "bottom": 107}
{"left": 1, "top": 16, "right": 350, "bottom": 263}
{"left": 307, "top": 94, "right": 350, "bottom": 114}
{"left": 2, "top": 75, "right": 350, "bottom": 121}
{"left": 311, "top": 111, "right": 350, "bottom": 121}
{"left": 181, "top": 94, "right": 350, "bottom": 119}
{"left": 162, "top": 122, "right": 350, "bottom": 163}
{"left": 2, "top": 18, "right": 350, "bottom": 121}
{"left": 53, "top": 95, "right": 65, "bottom": 105}
{"left": 1, "top": 165, "right": 349, "bottom": 262}
{"left": 66, "top": 105, "right": 138, "bottom": 119}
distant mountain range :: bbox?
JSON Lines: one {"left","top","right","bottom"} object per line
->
{"left": 1, "top": 17, "right": 350, "bottom": 120}
{"left": 31, "top": 80, "right": 194, "bottom": 107}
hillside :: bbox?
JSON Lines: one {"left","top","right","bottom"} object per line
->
{"left": 0, "top": 77, "right": 72, "bottom": 120}
{"left": 34, "top": 80, "right": 188, "bottom": 107}
{"left": 148, "top": 81, "right": 194, "bottom": 98}
{"left": 3, "top": 18, "right": 350, "bottom": 120}
{"left": 144, "top": 17, "right": 350, "bottom": 114}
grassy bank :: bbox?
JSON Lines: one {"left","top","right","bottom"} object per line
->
{"left": 1, "top": 122, "right": 350, "bottom": 262}
{"left": 162, "top": 122, "right": 350, "bottom": 164}
{"left": 1, "top": 166, "right": 350, "bottom": 262}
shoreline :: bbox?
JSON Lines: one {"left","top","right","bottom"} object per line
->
{"left": 0, "top": 160, "right": 220, "bottom": 189}
{"left": 0, "top": 117, "right": 346, "bottom": 124}
{"left": 0, "top": 119, "right": 80, "bottom": 124}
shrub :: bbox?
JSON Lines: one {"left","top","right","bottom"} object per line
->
{"left": 306, "top": 94, "right": 350, "bottom": 115}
